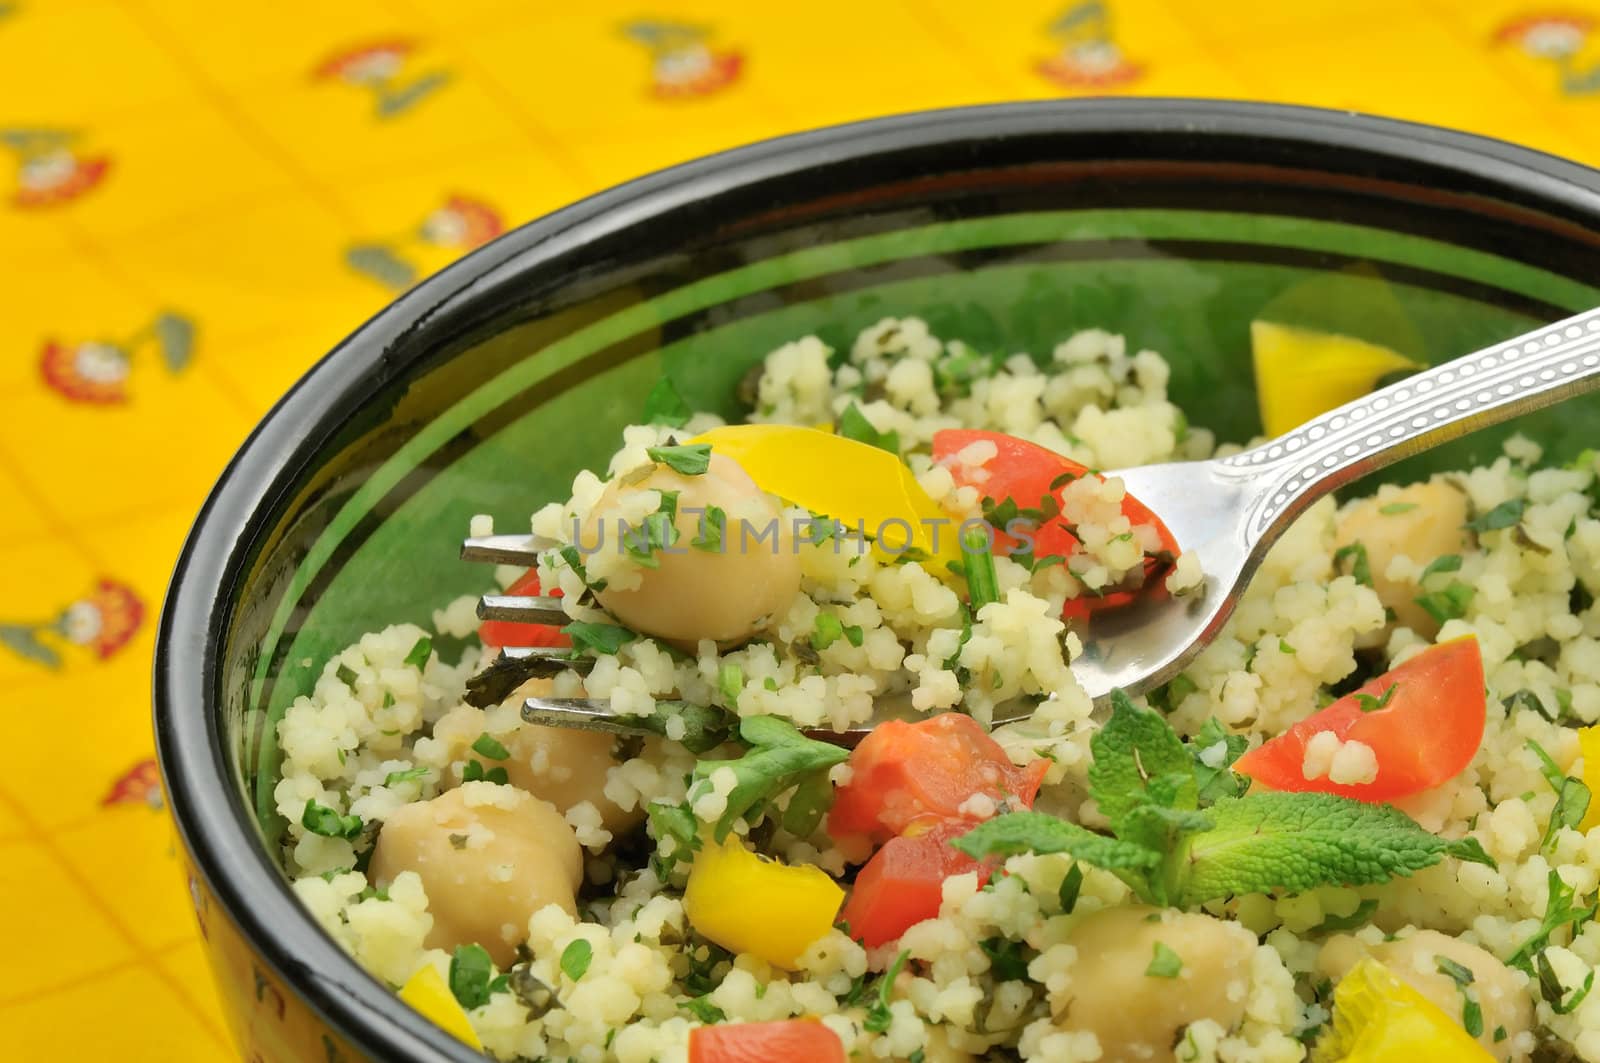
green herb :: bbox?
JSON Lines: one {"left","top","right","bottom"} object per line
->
{"left": 381, "top": 691, "right": 395, "bottom": 708}
{"left": 449, "top": 944, "right": 495, "bottom": 1010}
{"left": 960, "top": 526, "right": 1000, "bottom": 611}
{"left": 1526, "top": 739, "right": 1591, "bottom": 851}
{"left": 560, "top": 939, "right": 593, "bottom": 982}
{"left": 646, "top": 443, "right": 713, "bottom": 476}
{"left": 763, "top": 676, "right": 779, "bottom": 691}
{"left": 1146, "top": 941, "right": 1183, "bottom": 978}
{"left": 1466, "top": 498, "right": 1527, "bottom": 533}
{"left": 471, "top": 733, "right": 510, "bottom": 760}
{"left": 336, "top": 662, "right": 360, "bottom": 687}
{"left": 718, "top": 663, "right": 744, "bottom": 708}
{"left": 1494, "top": 1026, "right": 1507, "bottom": 1043}
{"left": 1379, "top": 502, "right": 1418, "bottom": 515}
{"left": 812, "top": 613, "right": 846, "bottom": 651}
{"left": 689, "top": 715, "right": 850, "bottom": 841}
{"left": 780, "top": 768, "right": 835, "bottom": 838}
{"left": 301, "top": 799, "right": 363, "bottom": 839}
{"left": 843, "top": 623, "right": 865, "bottom": 647}
{"left": 623, "top": 507, "right": 679, "bottom": 567}
{"left": 1279, "top": 638, "right": 1296, "bottom": 654}
{"left": 1190, "top": 718, "right": 1249, "bottom": 804}
{"left": 908, "top": 1051, "right": 926, "bottom": 1063}
{"left": 1313, "top": 898, "right": 1379, "bottom": 933}
{"left": 563, "top": 622, "right": 635, "bottom": 655}
{"left": 642, "top": 377, "right": 691, "bottom": 428}
{"left": 1058, "top": 863, "right": 1084, "bottom": 914}
{"left": 506, "top": 964, "right": 558, "bottom": 1018}
{"left": 1508, "top": 869, "right": 1599, "bottom": 971}
{"left": 1435, "top": 955, "right": 1475, "bottom": 986}
{"left": 1354, "top": 684, "right": 1399, "bottom": 713}
{"left": 691, "top": 505, "right": 726, "bottom": 552}
{"left": 1420, "top": 554, "right": 1463, "bottom": 581}
{"left": 838, "top": 402, "right": 901, "bottom": 455}
{"left": 1462, "top": 995, "right": 1484, "bottom": 1037}
{"left": 647, "top": 800, "right": 701, "bottom": 875}
{"left": 1414, "top": 580, "right": 1474, "bottom": 624}
{"left": 954, "top": 691, "right": 1493, "bottom": 908}
{"left": 1333, "top": 542, "right": 1373, "bottom": 587}
{"left": 863, "top": 949, "right": 909, "bottom": 1033}
{"left": 403, "top": 636, "right": 432, "bottom": 670}
{"left": 656, "top": 488, "right": 680, "bottom": 522}
{"left": 383, "top": 766, "right": 430, "bottom": 787}
{"left": 979, "top": 937, "right": 1030, "bottom": 981}
{"left": 448, "top": 833, "right": 468, "bottom": 850}
{"left": 678, "top": 996, "right": 726, "bottom": 1024}
{"left": 462, "top": 760, "right": 509, "bottom": 785}
{"left": 1537, "top": 951, "right": 1596, "bottom": 1014}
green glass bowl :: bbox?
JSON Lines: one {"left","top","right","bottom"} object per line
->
{"left": 155, "top": 99, "right": 1600, "bottom": 1061}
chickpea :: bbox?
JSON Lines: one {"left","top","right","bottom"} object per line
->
{"left": 500, "top": 681, "right": 647, "bottom": 835}
{"left": 584, "top": 453, "right": 801, "bottom": 648}
{"left": 1051, "top": 906, "right": 1256, "bottom": 1062}
{"left": 1318, "top": 929, "right": 1532, "bottom": 1059}
{"left": 1334, "top": 480, "right": 1470, "bottom": 635}
{"left": 368, "top": 782, "right": 582, "bottom": 967}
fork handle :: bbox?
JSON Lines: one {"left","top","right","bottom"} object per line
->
{"left": 1224, "top": 305, "right": 1600, "bottom": 541}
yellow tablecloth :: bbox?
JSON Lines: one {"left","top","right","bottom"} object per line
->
{"left": 3, "top": 0, "right": 1599, "bottom": 1056}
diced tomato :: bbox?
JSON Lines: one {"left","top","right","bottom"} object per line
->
{"left": 1233, "top": 636, "right": 1485, "bottom": 802}
{"left": 839, "top": 821, "right": 988, "bottom": 947}
{"left": 477, "top": 569, "right": 569, "bottom": 652}
{"left": 931, "top": 429, "right": 1178, "bottom": 621}
{"left": 689, "top": 1018, "right": 846, "bottom": 1063}
{"left": 827, "top": 713, "right": 1049, "bottom": 852}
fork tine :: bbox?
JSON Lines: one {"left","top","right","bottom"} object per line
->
{"left": 461, "top": 534, "right": 544, "bottom": 566}
{"left": 464, "top": 648, "right": 589, "bottom": 708}
{"left": 501, "top": 645, "right": 594, "bottom": 672}
{"left": 477, "top": 594, "right": 568, "bottom": 625}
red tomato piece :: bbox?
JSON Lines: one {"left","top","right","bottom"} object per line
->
{"left": 477, "top": 569, "right": 570, "bottom": 652}
{"left": 689, "top": 1018, "right": 846, "bottom": 1063}
{"left": 1233, "top": 636, "right": 1486, "bottom": 802}
{"left": 827, "top": 713, "right": 1049, "bottom": 852}
{"left": 839, "top": 822, "right": 988, "bottom": 948}
{"left": 930, "top": 429, "right": 1178, "bottom": 620}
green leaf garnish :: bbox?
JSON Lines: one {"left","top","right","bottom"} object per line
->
{"left": 462, "top": 759, "right": 509, "bottom": 785}
{"left": 646, "top": 443, "right": 712, "bottom": 476}
{"left": 691, "top": 505, "right": 726, "bottom": 552}
{"left": 642, "top": 378, "right": 691, "bottom": 428}
{"left": 1333, "top": 542, "right": 1372, "bottom": 587}
{"left": 1466, "top": 498, "right": 1527, "bottom": 533}
{"left": 1419, "top": 554, "right": 1462, "bottom": 581}
{"left": 1057, "top": 864, "right": 1083, "bottom": 914}
{"left": 812, "top": 613, "right": 845, "bottom": 651}
{"left": 1414, "top": 580, "right": 1474, "bottom": 624}
{"left": 563, "top": 622, "right": 635, "bottom": 655}
{"left": 1354, "top": 684, "right": 1399, "bottom": 713}
{"left": 1379, "top": 502, "right": 1418, "bottom": 515}
{"left": 383, "top": 766, "right": 429, "bottom": 787}
{"left": 1313, "top": 898, "right": 1379, "bottom": 933}
{"left": 471, "top": 733, "right": 510, "bottom": 760}
{"left": 301, "top": 799, "right": 363, "bottom": 839}
{"left": 838, "top": 402, "right": 901, "bottom": 455}
{"left": 403, "top": 636, "right": 432, "bottom": 670}
{"left": 718, "top": 663, "right": 744, "bottom": 708}
{"left": 559, "top": 939, "right": 593, "bottom": 982}
{"left": 1509, "top": 869, "right": 1598, "bottom": 971}
{"left": 1146, "top": 941, "right": 1183, "bottom": 978}
{"left": 960, "top": 525, "right": 1000, "bottom": 611}
{"left": 449, "top": 944, "right": 495, "bottom": 1010}
{"left": 979, "top": 937, "right": 1030, "bottom": 981}
{"left": 863, "top": 949, "right": 909, "bottom": 1033}
{"left": 690, "top": 716, "right": 849, "bottom": 841}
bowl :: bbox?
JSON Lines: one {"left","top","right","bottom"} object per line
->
{"left": 155, "top": 98, "right": 1600, "bottom": 1062}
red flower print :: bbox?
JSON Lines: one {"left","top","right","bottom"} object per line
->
{"left": 38, "top": 311, "right": 195, "bottom": 405}
{"left": 621, "top": 20, "right": 744, "bottom": 99}
{"left": 2, "top": 128, "right": 112, "bottom": 209}
{"left": 314, "top": 38, "right": 450, "bottom": 118}
{"left": 419, "top": 195, "right": 505, "bottom": 250}
{"left": 0, "top": 578, "right": 144, "bottom": 668}
{"left": 1035, "top": 1, "right": 1144, "bottom": 90}
{"left": 347, "top": 192, "right": 507, "bottom": 290}
{"left": 103, "top": 758, "right": 164, "bottom": 809}
{"left": 1495, "top": 13, "right": 1594, "bottom": 56}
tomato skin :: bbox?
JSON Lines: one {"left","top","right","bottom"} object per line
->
{"left": 930, "top": 429, "right": 1178, "bottom": 619}
{"left": 477, "top": 569, "right": 569, "bottom": 651}
{"left": 827, "top": 713, "right": 1049, "bottom": 851}
{"left": 839, "top": 822, "right": 988, "bottom": 948}
{"left": 689, "top": 1018, "right": 846, "bottom": 1063}
{"left": 1234, "top": 636, "right": 1485, "bottom": 801}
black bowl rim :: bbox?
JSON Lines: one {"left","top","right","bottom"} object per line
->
{"left": 155, "top": 97, "right": 1600, "bottom": 1061}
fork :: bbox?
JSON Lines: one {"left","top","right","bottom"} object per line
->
{"left": 464, "top": 304, "right": 1600, "bottom": 741}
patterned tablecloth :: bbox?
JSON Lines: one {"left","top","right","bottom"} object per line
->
{"left": 4, "top": 0, "right": 1600, "bottom": 1056}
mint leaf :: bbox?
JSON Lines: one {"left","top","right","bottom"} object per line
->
{"left": 642, "top": 378, "right": 691, "bottom": 428}
{"left": 951, "top": 811, "right": 1159, "bottom": 873}
{"left": 1176, "top": 792, "right": 1495, "bottom": 906}
{"left": 383, "top": 766, "right": 429, "bottom": 787}
{"left": 647, "top": 443, "right": 712, "bottom": 476}
{"left": 1146, "top": 941, "right": 1183, "bottom": 978}
{"left": 1414, "top": 580, "right": 1474, "bottom": 624}
{"left": 403, "top": 636, "right": 432, "bottom": 670}
{"left": 1089, "top": 690, "right": 1198, "bottom": 826}
{"left": 1190, "top": 719, "right": 1248, "bottom": 804}
{"left": 1420, "top": 554, "right": 1462, "bottom": 581}
{"left": 1333, "top": 542, "right": 1373, "bottom": 587}
{"left": 560, "top": 939, "right": 593, "bottom": 982}
{"left": 691, "top": 716, "right": 848, "bottom": 841}
{"left": 1313, "top": 898, "right": 1379, "bottom": 933}
{"left": 1466, "top": 498, "right": 1526, "bottom": 533}
{"left": 449, "top": 944, "right": 495, "bottom": 1009}
{"left": 471, "top": 733, "right": 510, "bottom": 760}
{"left": 1509, "top": 869, "right": 1598, "bottom": 971}
{"left": 563, "top": 622, "right": 635, "bottom": 655}
{"left": 838, "top": 402, "right": 900, "bottom": 455}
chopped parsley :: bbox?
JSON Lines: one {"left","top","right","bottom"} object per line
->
{"left": 691, "top": 505, "right": 726, "bottom": 552}
{"left": 301, "top": 799, "right": 363, "bottom": 839}
{"left": 979, "top": 937, "right": 1030, "bottom": 981}
{"left": 838, "top": 402, "right": 901, "bottom": 454}
{"left": 1146, "top": 941, "right": 1183, "bottom": 978}
{"left": 1312, "top": 898, "right": 1379, "bottom": 933}
{"left": 1058, "top": 863, "right": 1083, "bottom": 914}
{"left": 1354, "top": 684, "right": 1399, "bottom": 713}
{"left": 718, "top": 663, "right": 744, "bottom": 708}
{"left": 1466, "top": 498, "right": 1527, "bottom": 533}
{"left": 1414, "top": 580, "right": 1474, "bottom": 624}
{"left": 646, "top": 443, "right": 712, "bottom": 476}
{"left": 812, "top": 613, "right": 846, "bottom": 651}
{"left": 961, "top": 525, "right": 1000, "bottom": 611}
{"left": 462, "top": 759, "right": 509, "bottom": 785}
{"left": 1333, "top": 542, "right": 1373, "bottom": 587}
{"left": 642, "top": 377, "right": 691, "bottom": 428}
{"left": 863, "top": 949, "right": 910, "bottom": 1033}
{"left": 559, "top": 939, "right": 593, "bottom": 982}
{"left": 1379, "top": 502, "right": 1419, "bottom": 515}
{"left": 403, "top": 636, "right": 432, "bottom": 670}
{"left": 563, "top": 621, "right": 635, "bottom": 655}
{"left": 449, "top": 944, "right": 495, "bottom": 1010}
{"left": 471, "top": 733, "right": 510, "bottom": 760}
{"left": 1419, "top": 554, "right": 1462, "bottom": 581}
{"left": 383, "top": 766, "right": 430, "bottom": 787}
{"left": 678, "top": 996, "right": 726, "bottom": 1024}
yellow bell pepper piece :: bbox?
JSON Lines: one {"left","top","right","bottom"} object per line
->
{"left": 1579, "top": 725, "right": 1600, "bottom": 833}
{"left": 1252, "top": 321, "right": 1424, "bottom": 438}
{"left": 399, "top": 963, "right": 484, "bottom": 1050}
{"left": 1312, "top": 958, "right": 1493, "bottom": 1062}
{"left": 683, "top": 834, "right": 844, "bottom": 970}
{"left": 691, "top": 423, "right": 963, "bottom": 571}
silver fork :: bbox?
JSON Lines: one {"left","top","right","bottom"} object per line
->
{"left": 464, "top": 304, "right": 1600, "bottom": 739}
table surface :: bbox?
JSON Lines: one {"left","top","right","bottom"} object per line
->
{"left": 5, "top": 0, "right": 1600, "bottom": 1056}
